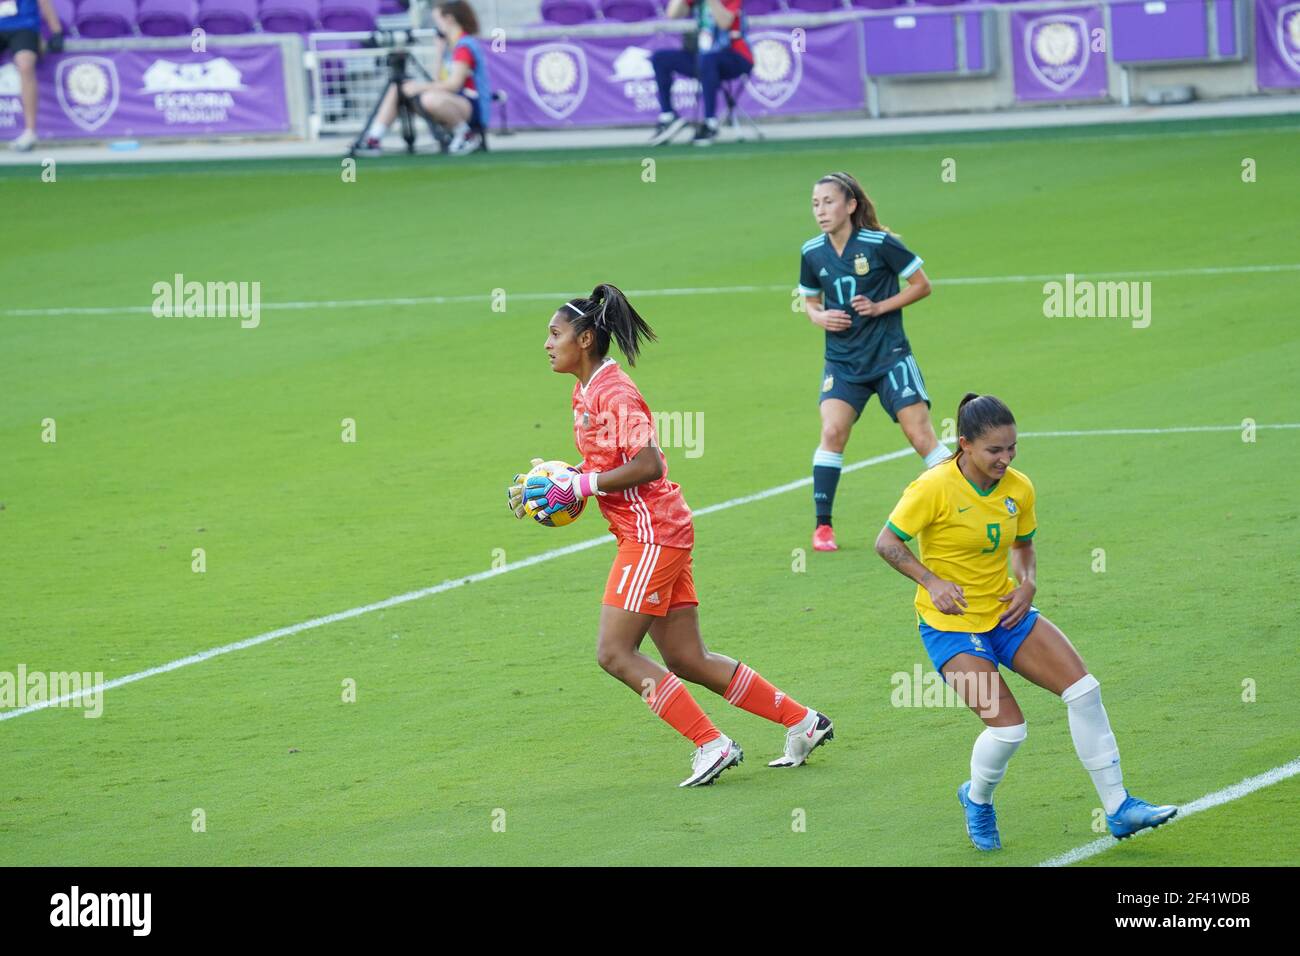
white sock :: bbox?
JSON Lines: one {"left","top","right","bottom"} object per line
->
{"left": 658, "top": 110, "right": 674, "bottom": 122}
{"left": 924, "top": 444, "right": 953, "bottom": 468}
{"left": 812, "top": 447, "right": 844, "bottom": 469}
{"left": 1062, "top": 674, "right": 1127, "bottom": 814}
{"left": 366, "top": 120, "right": 387, "bottom": 140}
{"left": 452, "top": 121, "right": 470, "bottom": 136}
{"left": 969, "top": 723, "right": 1026, "bottom": 804}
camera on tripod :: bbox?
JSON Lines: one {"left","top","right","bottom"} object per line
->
{"left": 349, "top": 28, "right": 451, "bottom": 157}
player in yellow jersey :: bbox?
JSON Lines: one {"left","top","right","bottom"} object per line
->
{"left": 874, "top": 393, "right": 1177, "bottom": 850}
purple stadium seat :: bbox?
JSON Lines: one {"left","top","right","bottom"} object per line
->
{"left": 784, "top": 0, "right": 841, "bottom": 11}
{"left": 849, "top": 0, "right": 901, "bottom": 9}
{"left": 377, "top": 0, "right": 405, "bottom": 12}
{"left": 916, "top": 0, "right": 968, "bottom": 6}
{"left": 319, "top": 0, "right": 378, "bottom": 31}
{"left": 75, "top": 0, "right": 138, "bottom": 38}
{"left": 599, "top": 0, "right": 657, "bottom": 21}
{"left": 743, "top": 0, "right": 783, "bottom": 14}
{"left": 259, "top": 0, "right": 320, "bottom": 32}
{"left": 138, "top": 0, "right": 199, "bottom": 35}
{"left": 48, "top": 0, "right": 78, "bottom": 36}
{"left": 198, "top": 0, "right": 259, "bottom": 33}
{"left": 540, "top": 0, "right": 598, "bottom": 25}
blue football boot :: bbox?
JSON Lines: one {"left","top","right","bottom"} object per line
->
{"left": 957, "top": 780, "right": 1002, "bottom": 851}
{"left": 1106, "top": 793, "right": 1178, "bottom": 839}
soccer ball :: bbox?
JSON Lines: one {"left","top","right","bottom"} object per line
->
{"left": 522, "top": 460, "right": 588, "bottom": 528}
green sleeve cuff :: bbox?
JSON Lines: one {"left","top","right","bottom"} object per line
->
{"left": 1015, "top": 528, "right": 1037, "bottom": 542}
{"left": 887, "top": 521, "right": 913, "bottom": 542}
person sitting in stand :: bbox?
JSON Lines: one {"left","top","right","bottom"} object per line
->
{"left": 360, "top": 0, "right": 490, "bottom": 156}
{"left": 1, "top": 0, "right": 64, "bottom": 152}
{"left": 648, "top": 0, "right": 753, "bottom": 148}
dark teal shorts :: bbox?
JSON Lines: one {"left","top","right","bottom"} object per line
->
{"left": 819, "top": 354, "right": 931, "bottom": 422}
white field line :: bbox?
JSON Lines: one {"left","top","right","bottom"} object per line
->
{"left": 5, "top": 263, "right": 1300, "bottom": 318}
{"left": 1, "top": 422, "right": 1296, "bottom": 723}
{"left": 1038, "top": 757, "right": 1300, "bottom": 867}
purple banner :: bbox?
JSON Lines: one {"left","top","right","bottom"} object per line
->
{"left": 484, "top": 21, "right": 863, "bottom": 129}
{"left": 1110, "top": 0, "right": 1211, "bottom": 63}
{"left": 864, "top": 13, "right": 959, "bottom": 75}
{"left": 1011, "top": 6, "right": 1109, "bottom": 101}
{"left": 0, "top": 45, "right": 290, "bottom": 142}
{"left": 1257, "top": 0, "right": 1300, "bottom": 88}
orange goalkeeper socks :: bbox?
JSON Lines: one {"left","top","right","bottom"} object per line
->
{"left": 646, "top": 673, "right": 721, "bottom": 747}
{"left": 724, "top": 663, "right": 808, "bottom": 728}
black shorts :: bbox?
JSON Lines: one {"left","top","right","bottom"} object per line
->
{"left": 1, "top": 29, "right": 40, "bottom": 57}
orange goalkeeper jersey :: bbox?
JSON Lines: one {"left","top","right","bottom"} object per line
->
{"left": 571, "top": 359, "right": 694, "bottom": 550}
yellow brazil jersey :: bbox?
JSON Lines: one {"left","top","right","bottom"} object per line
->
{"left": 886, "top": 456, "right": 1037, "bottom": 633}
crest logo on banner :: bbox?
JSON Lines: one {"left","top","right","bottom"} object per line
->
{"left": 1278, "top": 4, "right": 1300, "bottom": 72}
{"left": 745, "top": 33, "right": 801, "bottom": 109}
{"left": 609, "top": 46, "right": 655, "bottom": 81}
{"left": 525, "top": 44, "right": 588, "bottom": 120}
{"left": 141, "top": 58, "right": 245, "bottom": 93}
{"left": 1024, "top": 16, "right": 1089, "bottom": 92}
{"left": 56, "top": 57, "right": 120, "bottom": 132}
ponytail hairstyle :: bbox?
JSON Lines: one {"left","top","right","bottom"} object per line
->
{"left": 558, "top": 283, "right": 657, "bottom": 367}
{"left": 816, "top": 172, "right": 892, "bottom": 234}
{"left": 956, "top": 393, "right": 1016, "bottom": 444}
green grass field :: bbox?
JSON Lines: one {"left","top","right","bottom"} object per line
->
{"left": 3, "top": 116, "right": 1299, "bottom": 866}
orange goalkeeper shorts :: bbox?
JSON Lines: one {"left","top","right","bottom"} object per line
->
{"left": 603, "top": 541, "right": 698, "bottom": 616}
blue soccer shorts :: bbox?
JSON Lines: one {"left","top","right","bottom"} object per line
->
{"left": 918, "top": 607, "right": 1041, "bottom": 673}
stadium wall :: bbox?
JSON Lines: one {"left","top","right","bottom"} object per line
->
{"left": 303, "top": 0, "right": 1293, "bottom": 132}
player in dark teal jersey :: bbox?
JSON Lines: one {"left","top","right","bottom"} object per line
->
{"left": 798, "top": 172, "right": 952, "bottom": 553}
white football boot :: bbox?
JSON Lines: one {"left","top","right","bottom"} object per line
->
{"left": 679, "top": 734, "right": 743, "bottom": 787}
{"left": 768, "top": 709, "right": 834, "bottom": 768}
{"left": 10, "top": 129, "right": 36, "bottom": 152}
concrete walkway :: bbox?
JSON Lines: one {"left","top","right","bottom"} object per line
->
{"left": 2, "top": 93, "right": 1296, "bottom": 167}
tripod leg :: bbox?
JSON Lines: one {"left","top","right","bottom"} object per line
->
{"left": 398, "top": 93, "right": 418, "bottom": 154}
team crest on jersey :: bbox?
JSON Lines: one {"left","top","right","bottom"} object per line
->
{"left": 822, "top": 374, "right": 834, "bottom": 392}
{"left": 853, "top": 254, "right": 870, "bottom": 276}
{"left": 1005, "top": 497, "right": 1018, "bottom": 515}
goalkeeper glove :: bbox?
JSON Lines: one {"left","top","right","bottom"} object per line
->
{"left": 507, "top": 458, "right": 543, "bottom": 518}
{"left": 523, "top": 469, "right": 603, "bottom": 516}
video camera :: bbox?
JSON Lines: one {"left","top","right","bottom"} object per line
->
{"left": 360, "top": 26, "right": 443, "bottom": 53}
